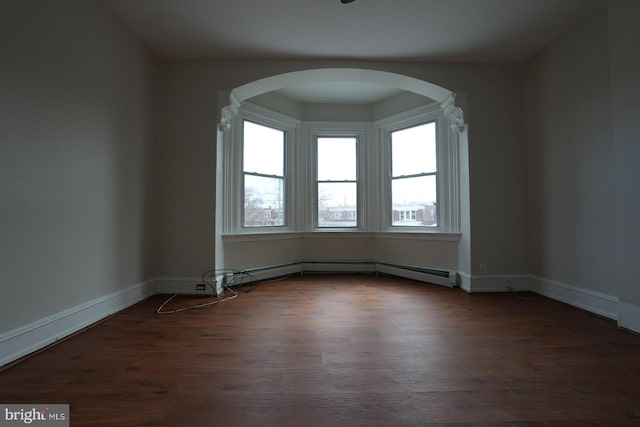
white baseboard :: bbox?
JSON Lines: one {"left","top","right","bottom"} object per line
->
{"left": 458, "top": 272, "right": 472, "bottom": 292}
{"left": 619, "top": 302, "right": 640, "bottom": 333}
{"left": 459, "top": 273, "right": 531, "bottom": 293}
{"left": 530, "top": 276, "right": 619, "bottom": 321}
{"left": 152, "top": 276, "right": 212, "bottom": 295}
{"left": 0, "top": 280, "right": 155, "bottom": 368}
{"left": 459, "top": 274, "right": 621, "bottom": 324}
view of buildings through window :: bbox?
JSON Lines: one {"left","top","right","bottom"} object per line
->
{"left": 391, "top": 122, "right": 438, "bottom": 226}
{"left": 317, "top": 137, "right": 357, "bottom": 227}
{"left": 242, "top": 121, "right": 285, "bottom": 227}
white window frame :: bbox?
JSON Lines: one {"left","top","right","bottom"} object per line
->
{"left": 241, "top": 119, "right": 287, "bottom": 228}
{"left": 376, "top": 103, "right": 459, "bottom": 233}
{"left": 312, "top": 130, "right": 364, "bottom": 230}
{"left": 224, "top": 102, "right": 299, "bottom": 234}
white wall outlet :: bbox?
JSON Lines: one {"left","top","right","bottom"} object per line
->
{"left": 479, "top": 263, "right": 488, "bottom": 274}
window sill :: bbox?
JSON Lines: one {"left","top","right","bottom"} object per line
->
{"left": 222, "top": 231, "right": 300, "bottom": 243}
{"left": 222, "top": 230, "right": 461, "bottom": 243}
{"left": 376, "top": 231, "right": 461, "bottom": 241}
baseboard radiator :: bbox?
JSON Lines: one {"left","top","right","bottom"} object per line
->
{"left": 375, "top": 262, "right": 456, "bottom": 287}
{"left": 232, "top": 261, "right": 456, "bottom": 288}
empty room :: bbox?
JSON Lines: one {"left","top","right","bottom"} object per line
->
{"left": 1, "top": 0, "right": 639, "bottom": 425}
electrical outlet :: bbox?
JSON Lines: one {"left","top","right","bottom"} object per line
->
{"left": 479, "top": 263, "right": 488, "bottom": 274}
{"left": 196, "top": 283, "right": 206, "bottom": 291}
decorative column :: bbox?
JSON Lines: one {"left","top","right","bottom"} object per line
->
{"left": 441, "top": 94, "right": 471, "bottom": 289}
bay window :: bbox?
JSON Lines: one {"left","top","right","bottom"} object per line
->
{"left": 222, "top": 101, "right": 458, "bottom": 235}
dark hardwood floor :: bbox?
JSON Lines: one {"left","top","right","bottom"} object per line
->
{"left": 2, "top": 274, "right": 640, "bottom": 426}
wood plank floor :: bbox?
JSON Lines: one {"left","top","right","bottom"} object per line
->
{"left": 2, "top": 274, "right": 640, "bottom": 426}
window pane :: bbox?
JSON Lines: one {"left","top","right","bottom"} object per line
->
{"left": 391, "top": 122, "right": 436, "bottom": 177}
{"left": 318, "top": 182, "right": 357, "bottom": 227}
{"left": 317, "top": 137, "right": 356, "bottom": 181}
{"left": 244, "top": 174, "right": 284, "bottom": 227}
{"left": 392, "top": 175, "right": 437, "bottom": 227}
{"left": 243, "top": 121, "right": 284, "bottom": 176}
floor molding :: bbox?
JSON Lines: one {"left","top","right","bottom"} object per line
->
{"left": 153, "top": 276, "right": 211, "bottom": 295}
{"left": 619, "top": 302, "right": 640, "bottom": 332}
{"left": 459, "top": 273, "right": 531, "bottom": 293}
{"left": 0, "top": 280, "right": 155, "bottom": 368}
{"left": 460, "top": 273, "right": 625, "bottom": 328}
{"left": 530, "top": 276, "right": 619, "bottom": 321}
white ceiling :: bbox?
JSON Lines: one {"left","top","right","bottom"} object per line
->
{"left": 278, "top": 81, "right": 404, "bottom": 104}
{"left": 106, "top": 0, "right": 601, "bottom": 62}
{"left": 105, "top": 0, "right": 601, "bottom": 105}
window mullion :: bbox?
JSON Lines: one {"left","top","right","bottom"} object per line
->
{"left": 318, "top": 179, "right": 357, "bottom": 183}
{"left": 392, "top": 171, "right": 437, "bottom": 180}
{"left": 245, "top": 171, "right": 285, "bottom": 180}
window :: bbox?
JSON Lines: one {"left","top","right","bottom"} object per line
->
{"left": 316, "top": 137, "right": 358, "bottom": 228}
{"left": 221, "top": 99, "right": 460, "bottom": 236}
{"left": 390, "top": 122, "right": 438, "bottom": 227}
{"left": 242, "top": 120, "right": 285, "bottom": 227}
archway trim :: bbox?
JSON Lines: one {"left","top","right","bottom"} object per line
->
{"left": 231, "top": 68, "right": 454, "bottom": 105}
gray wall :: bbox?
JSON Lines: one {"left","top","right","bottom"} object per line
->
{"left": 0, "top": 0, "right": 157, "bottom": 333}
{"left": 524, "top": 4, "right": 616, "bottom": 295}
{"left": 524, "top": 0, "right": 640, "bottom": 318}
{"left": 608, "top": 0, "right": 640, "bottom": 310}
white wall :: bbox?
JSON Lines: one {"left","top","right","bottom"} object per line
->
{"left": 523, "top": 5, "right": 617, "bottom": 296}
{"left": 522, "top": 1, "right": 640, "bottom": 330}
{"left": 465, "top": 65, "right": 528, "bottom": 276}
{"left": 608, "top": 0, "right": 640, "bottom": 330}
{"left": 0, "top": 0, "right": 157, "bottom": 334}
{"left": 155, "top": 59, "right": 527, "bottom": 279}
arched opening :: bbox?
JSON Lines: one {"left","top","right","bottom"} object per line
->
{"left": 222, "top": 68, "right": 464, "bottom": 126}
{"left": 216, "top": 68, "right": 469, "bottom": 290}
{"left": 231, "top": 68, "right": 452, "bottom": 105}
